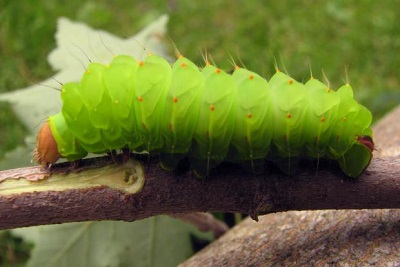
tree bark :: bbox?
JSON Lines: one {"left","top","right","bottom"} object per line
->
{"left": 0, "top": 150, "right": 399, "bottom": 230}
{"left": 181, "top": 209, "right": 400, "bottom": 266}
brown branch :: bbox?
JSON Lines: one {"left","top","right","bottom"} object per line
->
{"left": 0, "top": 153, "right": 398, "bottom": 230}
{"left": 180, "top": 209, "right": 400, "bottom": 266}
{"left": 180, "top": 106, "right": 400, "bottom": 265}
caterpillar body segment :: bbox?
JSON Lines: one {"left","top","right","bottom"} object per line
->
{"left": 160, "top": 56, "right": 204, "bottom": 170}
{"left": 47, "top": 113, "right": 87, "bottom": 161}
{"left": 190, "top": 64, "right": 238, "bottom": 177}
{"left": 103, "top": 55, "right": 139, "bottom": 148}
{"left": 34, "top": 53, "right": 374, "bottom": 178}
{"left": 228, "top": 68, "right": 274, "bottom": 174}
{"left": 134, "top": 54, "right": 172, "bottom": 153}
{"left": 302, "top": 78, "right": 340, "bottom": 159}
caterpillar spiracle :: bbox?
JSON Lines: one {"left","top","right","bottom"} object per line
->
{"left": 34, "top": 52, "right": 374, "bottom": 178}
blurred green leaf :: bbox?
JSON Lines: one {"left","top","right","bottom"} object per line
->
{"left": 13, "top": 217, "right": 210, "bottom": 267}
{"left": 0, "top": 230, "right": 33, "bottom": 267}
{"left": 0, "top": 102, "right": 27, "bottom": 159}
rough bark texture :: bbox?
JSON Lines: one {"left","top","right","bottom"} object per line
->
{"left": 0, "top": 155, "right": 399, "bottom": 230}
{"left": 373, "top": 105, "right": 400, "bottom": 158}
{"left": 181, "top": 106, "right": 400, "bottom": 266}
{"left": 181, "top": 210, "right": 400, "bottom": 266}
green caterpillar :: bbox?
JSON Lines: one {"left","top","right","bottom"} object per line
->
{"left": 34, "top": 53, "right": 374, "bottom": 177}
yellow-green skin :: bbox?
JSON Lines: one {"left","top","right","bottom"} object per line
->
{"left": 47, "top": 54, "right": 373, "bottom": 178}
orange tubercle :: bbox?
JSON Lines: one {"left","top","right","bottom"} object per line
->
{"left": 34, "top": 122, "right": 60, "bottom": 167}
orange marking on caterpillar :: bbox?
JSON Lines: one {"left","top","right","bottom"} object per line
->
{"left": 247, "top": 113, "right": 252, "bottom": 119}
{"left": 320, "top": 115, "right": 325, "bottom": 122}
{"left": 248, "top": 74, "right": 254, "bottom": 80}
{"left": 215, "top": 68, "right": 221, "bottom": 74}
{"left": 138, "top": 61, "right": 144, "bottom": 67}
{"left": 173, "top": 97, "right": 178, "bottom": 103}
{"left": 180, "top": 62, "right": 187, "bottom": 68}
{"left": 287, "top": 113, "right": 292, "bottom": 119}
{"left": 210, "top": 105, "right": 215, "bottom": 111}
{"left": 138, "top": 96, "right": 143, "bottom": 102}
{"left": 288, "top": 79, "right": 294, "bottom": 85}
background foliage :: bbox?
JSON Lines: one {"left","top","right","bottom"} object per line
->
{"left": 0, "top": 0, "right": 399, "bottom": 266}
{"left": 1, "top": 0, "right": 400, "bottom": 157}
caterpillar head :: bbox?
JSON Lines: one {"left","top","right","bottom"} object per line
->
{"left": 34, "top": 122, "right": 60, "bottom": 167}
